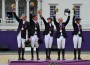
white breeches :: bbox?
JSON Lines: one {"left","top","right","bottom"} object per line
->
{"left": 73, "top": 35, "right": 82, "bottom": 49}
{"left": 57, "top": 36, "right": 66, "bottom": 49}
{"left": 45, "top": 34, "right": 53, "bottom": 48}
{"left": 31, "top": 35, "right": 39, "bottom": 48}
{"left": 17, "top": 32, "right": 26, "bottom": 48}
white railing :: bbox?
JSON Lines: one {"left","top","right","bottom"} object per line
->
{"left": 0, "top": 18, "right": 90, "bottom": 31}
{"left": 0, "top": 18, "right": 18, "bottom": 30}
{"left": 0, "top": 18, "right": 18, "bottom": 25}
{"left": 40, "top": 20, "right": 90, "bottom": 31}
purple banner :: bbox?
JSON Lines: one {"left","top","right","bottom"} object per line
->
{"left": 0, "top": 31, "right": 90, "bottom": 51}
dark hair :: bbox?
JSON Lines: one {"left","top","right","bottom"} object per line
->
{"left": 47, "top": 17, "right": 52, "bottom": 21}
{"left": 32, "top": 14, "right": 37, "bottom": 18}
{"left": 75, "top": 18, "right": 81, "bottom": 21}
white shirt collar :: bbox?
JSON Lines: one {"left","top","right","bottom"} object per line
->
{"left": 59, "top": 23, "right": 62, "bottom": 25}
{"left": 33, "top": 20, "right": 37, "bottom": 24}
{"left": 49, "top": 23, "right": 52, "bottom": 26}
{"left": 77, "top": 23, "right": 80, "bottom": 26}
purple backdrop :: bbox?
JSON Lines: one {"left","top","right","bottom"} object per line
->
{"left": 0, "top": 31, "right": 90, "bottom": 51}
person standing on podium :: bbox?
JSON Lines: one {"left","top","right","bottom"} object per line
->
{"left": 38, "top": 10, "right": 54, "bottom": 60}
{"left": 11, "top": 4, "right": 28, "bottom": 60}
{"left": 72, "top": 6, "right": 84, "bottom": 60}
{"left": 28, "top": 8, "right": 41, "bottom": 60}
{"left": 53, "top": 9, "right": 70, "bottom": 60}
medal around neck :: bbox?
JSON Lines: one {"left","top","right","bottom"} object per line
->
{"left": 78, "top": 31, "right": 81, "bottom": 35}
{"left": 22, "top": 28, "right": 24, "bottom": 30}
{"left": 49, "top": 31, "right": 51, "bottom": 34}
{"left": 60, "top": 30, "right": 62, "bottom": 33}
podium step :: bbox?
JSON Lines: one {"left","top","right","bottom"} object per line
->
{"left": 8, "top": 60, "right": 90, "bottom": 65}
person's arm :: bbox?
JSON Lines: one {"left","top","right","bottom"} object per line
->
{"left": 53, "top": 14, "right": 58, "bottom": 26}
{"left": 64, "top": 13, "right": 70, "bottom": 26}
{"left": 37, "top": 23, "right": 41, "bottom": 39}
{"left": 29, "top": 12, "right": 33, "bottom": 24}
{"left": 40, "top": 15, "right": 47, "bottom": 25}
{"left": 72, "top": 10, "right": 76, "bottom": 26}
{"left": 81, "top": 26, "right": 84, "bottom": 42}
{"left": 13, "top": 12, "right": 21, "bottom": 22}
{"left": 27, "top": 23, "right": 31, "bottom": 39}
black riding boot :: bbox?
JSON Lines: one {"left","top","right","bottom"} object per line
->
{"left": 31, "top": 48, "right": 34, "bottom": 60}
{"left": 22, "top": 48, "right": 25, "bottom": 60}
{"left": 18, "top": 48, "right": 21, "bottom": 60}
{"left": 78, "top": 48, "right": 82, "bottom": 60}
{"left": 57, "top": 49, "right": 60, "bottom": 60}
{"left": 48, "top": 48, "right": 51, "bottom": 60}
{"left": 46, "top": 48, "right": 48, "bottom": 60}
{"left": 62, "top": 49, "right": 65, "bottom": 60}
{"left": 73, "top": 49, "right": 77, "bottom": 60}
{"left": 36, "top": 48, "right": 40, "bottom": 60}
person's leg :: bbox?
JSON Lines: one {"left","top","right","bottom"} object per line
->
{"left": 62, "top": 37, "right": 66, "bottom": 60}
{"left": 36, "top": 48, "right": 40, "bottom": 60}
{"left": 31, "top": 36, "right": 35, "bottom": 60}
{"left": 31, "top": 48, "right": 34, "bottom": 60}
{"left": 21, "top": 38, "right": 26, "bottom": 60}
{"left": 73, "top": 35, "right": 78, "bottom": 60}
{"left": 17, "top": 35, "right": 22, "bottom": 60}
{"left": 78, "top": 37, "right": 82, "bottom": 60}
{"left": 45, "top": 35, "right": 49, "bottom": 60}
{"left": 57, "top": 49, "right": 61, "bottom": 60}
{"left": 57, "top": 37, "right": 61, "bottom": 60}
{"left": 35, "top": 35, "right": 40, "bottom": 60}
{"left": 18, "top": 48, "right": 21, "bottom": 60}
{"left": 48, "top": 36, "right": 53, "bottom": 60}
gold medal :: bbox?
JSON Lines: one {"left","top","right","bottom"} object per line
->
{"left": 22, "top": 28, "right": 24, "bottom": 30}
{"left": 35, "top": 32, "right": 37, "bottom": 34}
{"left": 49, "top": 31, "right": 51, "bottom": 34}
{"left": 60, "top": 30, "right": 62, "bottom": 32}
{"left": 35, "top": 27, "right": 37, "bottom": 30}
{"left": 78, "top": 32, "right": 81, "bottom": 35}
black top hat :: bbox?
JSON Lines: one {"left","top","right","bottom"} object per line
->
{"left": 75, "top": 18, "right": 81, "bottom": 21}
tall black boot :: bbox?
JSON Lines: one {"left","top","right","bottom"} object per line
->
{"left": 73, "top": 49, "right": 77, "bottom": 60}
{"left": 57, "top": 49, "right": 60, "bottom": 60}
{"left": 31, "top": 48, "right": 34, "bottom": 60}
{"left": 18, "top": 48, "right": 22, "bottom": 60}
{"left": 22, "top": 48, "right": 25, "bottom": 60}
{"left": 62, "top": 49, "right": 65, "bottom": 60}
{"left": 46, "top": 48, "right": 48, "bottom": 60}
{"left": 49, "top": 48, "right": 51, "bottom": 60}
{"left": 36, "top": 48, "right": 40, "bottom": 60}
{"left": 78, "top": 48, "right": 82, "bottom": 60}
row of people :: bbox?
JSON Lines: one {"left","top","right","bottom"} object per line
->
{"left": 12, "top": 7, "right": 83, "bottom": 60}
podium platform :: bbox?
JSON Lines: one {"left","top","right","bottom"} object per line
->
{"left": 8, "top": 60, "right": 90, "bottom": 65}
